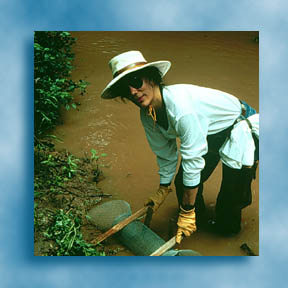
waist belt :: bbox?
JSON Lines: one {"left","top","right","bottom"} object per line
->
{"left": 240, "top": 100, "right": 247, "bottom": 117}
{"left": 236, "top": 100, "right": 254, "bottom": 129}
{"left": 235, "top": 101, "right": 259, "bottom": 162}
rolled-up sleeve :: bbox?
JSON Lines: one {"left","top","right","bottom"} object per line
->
{"left": 176, "top": 113, "right": 208, "bottom": 186}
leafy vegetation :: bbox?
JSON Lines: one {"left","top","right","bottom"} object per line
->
{"left": 34, "top": 31, "right": 88, "bottom": 139}
{"left": 34, "top": 32, "right": 118, "bottom": 256}
{"left": 34, "top": 146, "right": 111, "bottom": 256}
{"left": 44, "top": 209, "right": 105, "bottom": 256}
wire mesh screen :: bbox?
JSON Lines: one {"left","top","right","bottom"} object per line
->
{"left": 88, "top": 200, "right": 201, "bottom": 256}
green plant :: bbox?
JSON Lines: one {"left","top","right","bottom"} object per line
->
{"left": 62, "top": 154, "right": 80, "bottom": 178}
{"left": 34, "top": 149, "right": 81, "bottom": 200}
{"left": 41, "top": 154, "right": 57, "bottom": 167}
{"left": 44, "top": 209, "right": 105, "bottom": 256}
{"left": 90, "top": 149, "right": 107, "bottom": 162}
{"left": 90, "top": 149, "right": 107, "bottom": 182}
{"left": 34, "top": 31, "right": 88, "bottom": 138}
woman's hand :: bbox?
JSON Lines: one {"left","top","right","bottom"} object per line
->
{"left": 144, "top": 185, "right": 172, "bottom": 212}
{"left": 176, "top": 206, "right": 197, "bottom": 244}
{"left": 176, "top": 186, "right": 198, "bottom": 243}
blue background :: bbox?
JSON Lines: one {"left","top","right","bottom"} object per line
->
{"left": 1, "top": 0, "right": 287, "bottom": 287}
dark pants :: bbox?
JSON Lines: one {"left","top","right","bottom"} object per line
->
{"left": 215, "top": 162, "right": 257, "bottom": 234}
{"left": 174, "top": 118, "right": 258, "bottom": 234}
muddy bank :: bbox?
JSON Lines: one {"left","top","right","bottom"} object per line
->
{"left": 34, "top": 145, "right": 132, "bottom": 256}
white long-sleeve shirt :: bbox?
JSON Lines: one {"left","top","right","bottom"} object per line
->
{"left": 140, "top": 84, "right": 243, "bottom": 187}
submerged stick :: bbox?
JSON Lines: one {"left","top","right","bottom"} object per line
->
{"left": 91, "top": 206, "right": 148, "bottom": 245}
{"left": 240, "top": 243, "right": 257, "bottom": 256}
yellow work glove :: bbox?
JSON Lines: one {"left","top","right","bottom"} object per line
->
{"left": 144, "top": 185, "right": 172, "bottom": 213}
{"left": 176, "top": 206, "right": 197, "bottom": 244}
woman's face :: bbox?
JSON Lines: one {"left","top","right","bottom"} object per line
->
{"left": 117, "top": 72, "right": 157, "bottom": 108}
{"left": 127, "top": 77, "right": 155, "bottom": 108}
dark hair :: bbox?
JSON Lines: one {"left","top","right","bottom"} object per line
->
{"left": 138, "top": 66, "right": 165, "bottom": 87}
{"left": 109, "top": 66, "right": 165, "bottom": 100}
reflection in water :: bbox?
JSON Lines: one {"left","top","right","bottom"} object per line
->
{"left": 54, "top": 31, "right": 259, "bottom": 256}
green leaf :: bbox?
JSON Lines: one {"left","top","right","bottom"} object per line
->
{"left": 34, "top": 43, "right": 42, "bottom": 50}
{"left": 85, "top": 215, "right": 92, "bottom": 221}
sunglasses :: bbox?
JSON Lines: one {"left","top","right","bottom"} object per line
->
{"left": 125, "top": 75, "right": 144, "bottom": 89}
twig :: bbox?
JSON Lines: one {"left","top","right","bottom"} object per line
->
{"left": 59, "top": 186, "right": 112, "bottom": 198}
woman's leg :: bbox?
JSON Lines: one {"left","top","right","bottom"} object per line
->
{"left": 215, "top": 163, "right": 257, "bottom": 235}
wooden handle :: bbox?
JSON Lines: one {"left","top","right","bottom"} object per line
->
{"left": 150, "top": 236, "right": 179, "bottom": 256}
{"left": 91, "top": 206, "right": 148, "bottom": 245}
{"left": 144, "top": 206, "right": 153, "bottom": 227}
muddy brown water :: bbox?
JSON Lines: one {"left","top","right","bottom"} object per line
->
{"left": 54, "top": 31, "right": 259, "bottom": 256}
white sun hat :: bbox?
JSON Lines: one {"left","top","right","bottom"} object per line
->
{"left": 101, "top": 50, "right": 171, "bottom": 99}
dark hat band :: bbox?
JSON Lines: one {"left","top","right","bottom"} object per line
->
{"left": 113, "top": 61, "right": 147, "bottom": 78}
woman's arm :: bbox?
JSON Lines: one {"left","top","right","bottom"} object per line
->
{"left": 174, "top": 114, "right": 208, "bottom": 243}
{"left": 176, "top": 113, "right": 209, "bottom": 187}
{"left": 140, "top": 111, "right": 178, "bottom": 185}
{"left": 182, "top": 186, "right": 198, "bottom": 208}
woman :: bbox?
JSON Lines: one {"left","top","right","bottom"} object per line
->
{"left": 101, "top": 50, "right": 259, "bottom": 244}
